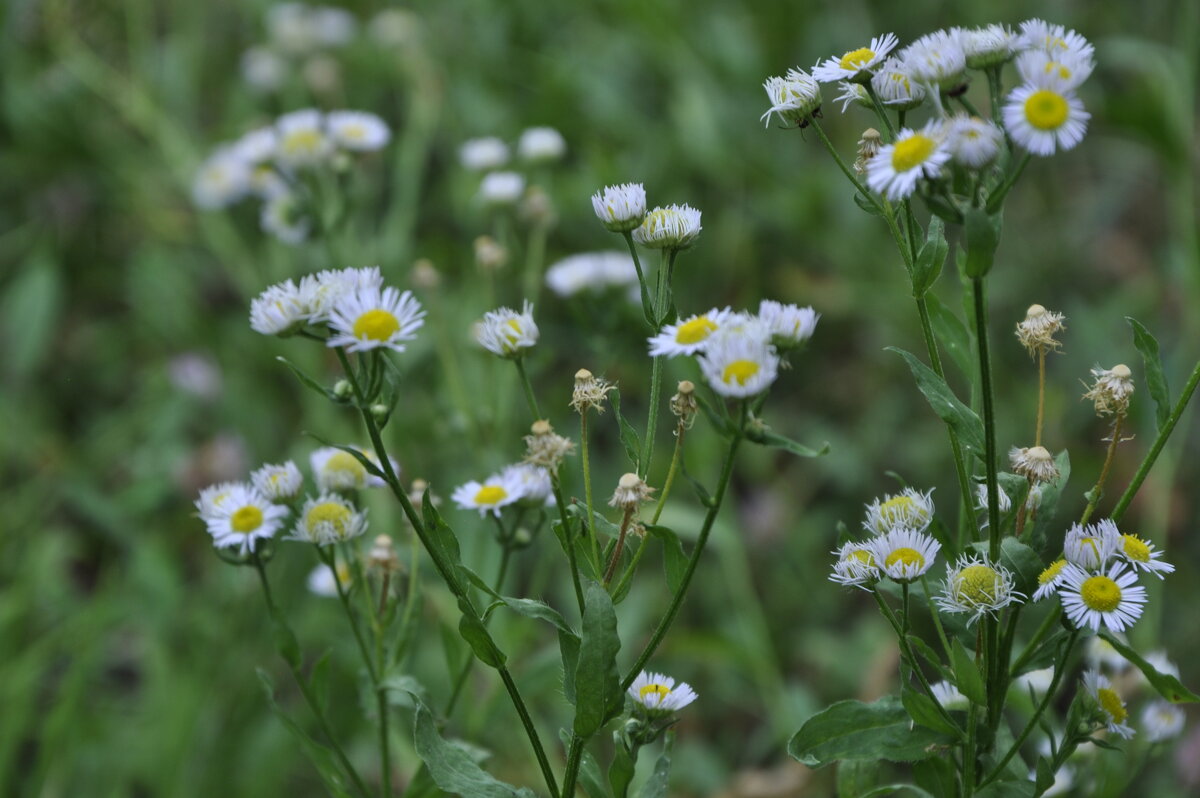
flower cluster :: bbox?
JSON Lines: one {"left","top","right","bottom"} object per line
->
{"left": 460, "top": 128, "right": 567, "bottom": 208}
{"left": 829, "top": 488, "right": 941, "bottom": 589}
{"left": 239, "top": 4, "right": 358, "bottom": 93}
{"left": 451, "top": 463, "right": 553, "bottom": 517}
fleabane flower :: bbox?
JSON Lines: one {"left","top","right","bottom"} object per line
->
{"left": 289, "top": 493, "right": 368, "bottom": 545}
{"left": 591, "top": 183, "right": 647, "bottom": 232}
{"left": 1009, "top": 445, "right": 1060, "bottom": 483}
{"left": 260, "top": 193, "right": 310, "bottom": 245}
{"left": 327, "top": 285, "right": 425, "bottom": 353}
{"left": 200, "top": 483, "right": 288, "bottom": 554}
{"left": 501, "top": 462, "right": 554, "bottom": 507}
{"left": 1060, "top": 561, "right": 1147, "bottom": 634}
{"left": 863, "top": 488, "right": 935, "bottom": 535}
{"left": 834, "top": 82, "right": 870, "bottom": 113}
{"left": 628, "top": 671, "right": 698, "bottom": 715}
{"left": 517, "top": 126, "right": 566, "bottom": 163}
{"left": 902, "top": 29, "right": 968, "bottom": 89}
{"left": 1082, "top": 670, "right": 1135, "bottom": 739}
{"left": 460, "top": 137, "right": 510, "bottom": 171}
{"left": 937, "top": 555, "right": 1023, "bottom": 625}
{"left": 812, "top": 33, "right": 899, "bottom": 84}
{"left": 452, "top": 470, "right": 522, "bottom": 517}
{"left": 943, "top": 115, "right": 1004, "bottom": 168}
{"left": 275, "top": 108, "right": 333, "bottom": 167}
{"left": 870, "top": 58, "right": 926, "bottom": 111}
{"left": 478, "top": 171, "right": 526, "bottom": 206}
{"left": 1016, "top": 304, "right": 1066, "bottom": 356}
{"left": 194, "top": 481, "right": 244, "bottom": 520}
{"left": 327, "top": 110, "right": 391, "bottom": 151}
{"left": 1083, "top": 364, "right": 1134, "bottom": 417}
{"left": 1033, "top": 557, "right": 1070, "bottom": 601}
{"left": 866, "top": 122, "right": 951, "bottom": 201}
{"left": 829, "top": 540, "right": 879, "bottom": 590}
{"left": 571, "top": 369, "right": 615, "bottom": 414}
{"left": 632, "top": 204, "right": 702, "bottom": 250}
{"left": 545, "top": 252, "right": 638, "bottom": 297}
{"left": 192, "top": 148, "right": 252, "bottom": 209}
{"left": 1003, "top": 78, "right": 1089, "bottom": 157}
{"left": 1142, "top": 701, "right": 1186, "bottom": 743}
{"left": 931, "top": 681, "right": 969, "bottom": 711}
{"left": 1015, "top": 50, "right": 1094, "bottom": 92}
{"left": 648, "top": 307, "right": 733, "bottom": 357}
{"left": 250, "top": 279, "right": 306, "bottom": 335}
{"left": 1117, "top": 533, "right": 1174, "bottom": 578}
{"left": 696, "top": 326, "right": 779, "bottom": 398}
{"left": 476, "top": 301, "right": 538, "bottom": 358}
{"left": 760, "top": 68, "right": 822, "bottom": 126}
{"left": 307, "top": 561, "right": 352, "bottom": 597}
{"left": 961, "top": 24, "right": 1021, "bottom": 69}
{"left": 869, "top": 527, "right": 941, "bottom": 582}
{"left": 757, "top": 300, "right": 819, "bottom": 349}
{"left": 298, "top": 266, "right": 385, "bottom": 322}
{"left": 523, "top": 420, "right": 575, "bottom": 470}
{"left": 609, "top": 472, "right": 655, "bottom": 510}
{"left": 310, "top": 446, "right": 390, "bottom": 492}
{"left": 251, "top": 461, "right": 304, "bottom": 501}
{"left": 1019, "top": 19, "right": 1095, "bottom": 63}
{"left": 1063, "top": 519, "right": 1122, "bottom": 571}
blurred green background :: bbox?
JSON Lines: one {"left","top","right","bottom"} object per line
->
{"left": 2, "top": 0, "right": 1198, "bottom": 795}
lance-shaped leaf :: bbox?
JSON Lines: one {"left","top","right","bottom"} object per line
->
{"left": 411, "top": 696, "right": 537, "bottom": 798}
{"left": 744, "top": 425, "right": 831, "bottom": 458}
{"left": 788, "top": 696, "right": 954, "bottom": 767}
{"left": 611, "top": 387, "right": 644, "bottom": 472}
{"left": 573, "top": 580, "right": 622, "bottom": 736}
{"left": 1099, "top": 631, "right": 1200, "bottom": 702}
{"left": 1127, "top": 317, "right": 1171, "bottom": 430}
{"left": 911, "top": 217, "right": 948, "bottom": 297}
{"left": 888, "top": 347, "right": 985, "bottom": 463}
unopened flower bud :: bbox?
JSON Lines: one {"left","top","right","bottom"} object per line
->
{"left": 609, "top": 472, "right": 655, "bottom": 510}
{"left": 1015, "top": 304, "right": 1066, "bottom": 357}
{"left": 1083, "top": 364, "right": 1134, "bottom": 417}
{"left": 512, "top": 527, "right": 534, "bottom": 547}
{"left": 524, "top": 419, "right": 576, "bottom": 469}
{"left": 570, "top": 368, "right": 615, "bottom": 414}
{"left": 669, "top": 380, "right": 698, "bottom": 429}
{"left": 1009, "top": 445, "right": 1060, "bottom": 484}
{"left": 333, "top": 379, "right": 354, "bottom": 401}
{"left": 368, "top": 534, "right": 400, "bottom": 572}
{"left": 370, "top": 403, "right": 390, "bottom": 425}
{"left": 474, "top": 235, "right": 508, "bottom": 271}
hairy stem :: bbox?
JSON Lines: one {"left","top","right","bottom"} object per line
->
{"left": 1080, "top": 415, "right": 1124, "bottom": 525}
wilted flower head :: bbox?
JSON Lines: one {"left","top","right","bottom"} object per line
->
{"left": 368, "top": 534, "right": 401, "bottom": 572}
{"left": 1016, "top": 304, "right": 1066, "bottom": 356}
{"left": 570, "top": 369, "right": 615, "bottom": 414}
{"left": 853, "top": 128, "right": 883, "bottom": 176}
{"left": 476, "top": 301, "right": 538, "bottom": 358}
{"left": 632, "top": 204, "right": 702, "bottom": 250}
{"left": 474, "top": 235, "right": 509, "bottom": 271}
{"left": 610, "top": 473, "right": 655, "bottom": 511}
{"left": 591, "top": 183, "right": 647, "bottom": 232}
{"left": 1009, "top": 445, "right": 1059, "bottom": 483}
{"left": 1083, "top": 364, "right": 1134, "bottom": 417}
{"left": 760, "top": 68, "right": 822, "bottom": 127}
{"left": 670, "top": 380, "right": 698, "bottom": 429}
{"left": 523, "top": 419, "right": 575, "bottom": 470}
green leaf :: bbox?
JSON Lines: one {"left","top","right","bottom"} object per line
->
{"left": 925, "top": 294, "right": 974, "bottom": 384}
{"left": 837, "top": 760, "right": 884, "bottom": 798}
{"left": 559, "top": 730, "right": 607, "bottom": 798}
{"left": 963, "top": 208, "right": 1001, "bottom": 278}
{"left": 854, "top": 191, "right": 884, "bottom": 217}
{"left": 310, "top": 649, "right": 333, "bottom": 713}
{"left": 304, "top": 435, "right": 387, "bottom": 480}
{"left": 951, "top": 640, "right": 986, "bottom": 707}
{"left": 998, "top": 538, "right": 1043, "bottom": 597}
{"left": 411, "top": 697, "right": 537, "bottom": 798}
{"left": 861, "top": 786, "right": 936, "bottom": 798}
{"left": 560, "top": 631, "right": 582, "bottom": 705}
{"left": 744, "top": 426, "right": 831, "bottom": 458}
{"left": 456, "top": 598, "right": 505, "bottom": 668}
{"left": 645, "top": 524, "right": 688, "bottom": 593}
{"left": 552, "top": 516, "right": 600, "bottom": 582}
{"left": 611, "top": 387, "right": 644, "bottom": 472}
{"left": 379, "top": 672, "right": 427, "bottom": 709}
{"left": 680, "top": 460, "right": 714, "bottom": 507}
{"left": 2, "top": 251, "right": 62, "bottom": 381}
{"left": 637, "top": 733, "right": 674, "bottom": 798}
{"left": 423, "top": 490, "right": 464, "bottom": 592}
{"left": 973, "top": 780, "right": 1035, "bottom": 798}
{"left": 608, "top": 741, "right": 637, "bottom": 798}
{"left": 1028, "top": 450, "right": 1070, "bottom": 558}
{"left": 788, "top": 696, "right": 955, "bottom": 768}
{"left": 693, "top": 391, "right": 733, "bottom": 437}
{"left": 906, "top": 635, "right": 953, "bottom": 682}
{"left": 913, "top": 758, "right": 956, "bottom": 798}
{"left": 573, "top": 580, "right": 622, "bottom": 736}
{"left": 277, "top": 356, "right": 335, "bottom": 400}
{"left": 1099, "top": 631, "right": 1200, "bottom": 702}
{"left": 267, "top": 603, "right": 301, "bottom": 669}
{"left": 257, "top": 670, "right": 355, "bottom": 797}
{"left": 1127, "top": 317, "right": 1171, "bottom": 430}
{"left": 888, "top": 347, "right": 985, "bottom": 462}
{"left": 901, "top": 688, "right": 960, "bottom": 736}
{"left": 911, "top": 217, "right": 948, "bottom": 297}
{"left": 1034, "top": 757, "right": 1055, "bottom": 796}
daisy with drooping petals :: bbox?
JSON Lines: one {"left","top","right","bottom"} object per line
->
{"left": 870, "top": 58, "right": 926, "bottom": 110}
{"left": 289, "top": 493, "right": 368, "bottom": 545}
{"left": 760, "top": 68, "right": 823, "bottom": 126}
{"left": 648, "top": 307, "right": 733, "bottom": 357}
{"left": 201, "top": 483, "right": 289, "bottom": 555}
{"left": 1003, "top": 77, "right": 1090, "bottom": 157}
{"left": 696, "top": 327, "right": 780, "bottom": 398}
{"left": 451, "top": 470, "right": 523, "bottom": 517}
{"left": 476, "top": 301, "right": 539, "bottom": 358}
{"left": 829, "top": 541, "right": 879, "bottom": 590}
{"left": 632, "top": 204, "right": 703, "bottom": 250}
{"left": 327, "top": 285, "right": 426, "bottom": 353}
{"left": 1033, "top": 557, "right": 1069, "bottom": 601}
{"left": 863, "top": 487, "right": 935, "bottom": 535}
{"left": 1117, "top": 533, "right": 1174, "bottom": 578}
{"left": 834, "top": 82, "right": 870, "bottom": 113}
{"left": 1082, "top": 670, "right": 1135, "bottom": 739}
{"left": 757, "top": 300, "right": 819, "bottom": 349}
{"left": 868, "top": 527, "right": 941, "bottom": 582}
{"left": 937, "top": 555, "right": 1023, "bottom": 625}
{"left": 628, "top": 670, "right": 698, "bottom": 715}
{"left": 866, "top": 122, "right": 951, "bottom": 201}
{"left": 812, "top": 33, "right": 899, "bottom": 84}
{"left": 251, "top": 460, "right": 304, "bottom": 501}
{"left": 327, "top": 111, "right": 391, "bottom": 151}
{"left": 1060, "top": 561, "right": 1147, "bottom": 633}
{"left": 1063, "top": 519, "right": 1121, "bottom": 571}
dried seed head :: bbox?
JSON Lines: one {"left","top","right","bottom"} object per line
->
{"left": 1083, "top": 364, "right": 1134, "bottom": 417}
{"left": 609, "top": 472, "right": 655, "bottom": 510}
{"left": 854, "top": 128, "right": 883, "bottom": 176}
{"left": 368, "top": 534, "right": 401, "bottom": 572}
{"left": 408, "top": 478, "right": 440, "bottom": 511}
{"left": 1015, "top": 303, "right": 1066, "bottom": 356}
{"left": 523, "top": 419, "right": 576, "bottom": 469}
{"left": 670, "top": 380, "right": 698, "bottom": 429}
{"left": 1009, "top": 445, "right": 1060, "bottom": 484}
{"left": 571, "top": 368, "right": 615, "bottom": 414}
{"left": 519, "top": 186, "right": 556, "bottom": 227}
{"left": 474, "top": 235, "right": 508, "bottom": 271}
{"left": 411, "top": 258, "right": 440, "bottom": 289}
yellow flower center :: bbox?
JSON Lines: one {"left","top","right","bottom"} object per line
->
{"left": 891, "top": 135, "right": 936, "bottom": 172}
{"left": 1043, "top": 61, "right": 1073, "bottom": 81}
{"left": 326, "top": 451, "right": 367, "bottom": 481}
{"left": 282, "top": 129, "right": 323, "bottom": 155}
{"left": 1121, "top": 534, "right": 1151, "bottom": 562}
{"left": 722, "top": 359, "right": 760, "bottom": 386}
{"left": 839, "top": 47, "right": 876, "bottom": 70}
{"left": 1038, "top": 558, "right": 1067, "bottom": 586}
{"left": 676, "top": 316, "right": 717, "bottom": 345}
{"left": 885, "top": 547, "right": 925, "bottom": 570}
{"left": 956, "top": 564, "right": 1000, "bottom": 604}
{"left": 1097, "top": 687, "right": 1127, "bottom": 723}
{"left": 1023, "top": 90, "right": 1069, "bottom": 130}
{"left": 342, "top": 123, "right": 366, "bottom": 140}
{"left": 353, "top": 309, "right": 401, "bottom": 341}
{"left": 474, "top": 485, "right": 508, "bottom": 505}
{"left": 306, "top": 502, "right": 353, "bottom": 537}
{"left": 230, "top": 505, "right": 264, "bottom": 533}
{"left": 1080, "top": 575, "right": 1122, "bottom": 612}
{"left": 639, "top": 683, "right": 671, "bottom": 703}
{"left": 878, "top": 495, "right": 918, "bottom": 526}
{"left": 849, "top": 548, "right": 875, "bottom": 567}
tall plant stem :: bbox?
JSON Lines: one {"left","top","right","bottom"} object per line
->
{"left": 809, "top": 118, "right": 876, "bottom": 204}
{"left": 622, "top": 231, "right": 655, "bottom": 327}
{"left": 551, "top": 477, "right": 587, "bottom": 617}
{"left": 1080, "top": 415, "right": 1124, "bottom": 525}
{"left": 579, "top": 412, "right": 602, "bottom": 567}
{"left": 651, "top": 425, "right": 686, "bottom": 525}
{"left": 513, "top": 357, "right": 542, "bottom": 420}
{"left": 863, "top": 83, "right": 897, "bottom": 139}
{"left": 1112, "top": 357, "right": 1200, "bottom": 522}
{"left": 972, "top": 277, "right": 1001, "bottom": 559}
{"left": 444, "top": 543, "right": 513, "bottom": 717}
{"left": 640, "top": 249, "right": 677, "bottom": 476}
{"left": 603, "top": 508, "right": 635, "bottom": 586}
{"left": 1035, "top": 349, "right": 1047, "bottom": 446}
{"left": 872, "top": 590, "right": 962, "bottom": 734}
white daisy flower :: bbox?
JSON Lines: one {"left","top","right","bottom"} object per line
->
{"left": 632, "top": 204, "right": 703, "bottom": 250}
{"left": 476, "top": 301, "right": 538, "bottom": 358}
{"left": 298, "top": 266, "right": 384, "bottom": 323}
{"left": 307, "top": 561, "right": 353, "bottom": 597}
{"left": 834, "top": 81, "right": 871, "bottom": 113}
{"left": 865, "top": 122, "right": 951, "bottom": 201}
{"left": 1015, "top": 50, "right": 1094, "bottom": 92}
{"left": 326, "top": 111, "right": 391, "bottom": 151}
{"left": 310, "top": 446, "right": 390, "bottom": 492}
{"left": 260, "top": 193, "right": 310, "bottom": 245}
{"left": 1082, "top": 670, "right": 1135, "bottom": 739}
{"left": 327, "top": 285, "right": 425, "bottom": 353}
{"left": 812, "top": 33, "right": 899, "bottom": 84}
{"left": 863, "top": 487, "right": 935, "bottom": 535}
{"left": 1019, "top": 19, "right": 1095, "bottom": 63}
{"left": 1063, "top": 519, "right": 1121, "bottom": 571}
{"left": 1032, "top": 557, "right": 1070, "bottom": 601}
{"left": 1060, "top": 562, "right": 1147, "bottom": 634}
{"left": 696, "top": 326, "right": 780, "bottom": 398}
{"left": 937, "top": 554, "right": 1023, "bottom": 626}
{"left": 1014, "top": 666, "right": 1056, "bottom": 696}
{"left": 192, "top": 148, "right": 252, "bottom": 209}
{"left": 251, "top": 460, "right": 304, "bottom": 501}
{"left": 201, "top": 483, "right": 289, "bottom": 555}
{"left": 961, "top": 24, "right": 1021, "bottom": 69}
{"left": 647, "top": 307, "right": 733, "bottom": 357}
{"left": 517, "top": 126, "right": 566, "bottom": 163}
{"left": 829, "top": 540, "right": 880, "bottom": 590}
{"left": 451, "top": 471, "right": 523, "bottom": 517}
{"left": 460, "top": 137, "right": 510, "bottom": 171}
{"left": 1142, "top": 701, "right": 1186, "bottom": 743}
{"left": 1003, "top": 80, "right": 1089, "bottom": 156}
{"left": 500, "top": 462, "right": 554, "bottom": 506}
{"left": 250, "top": 279, "right": 306, "bottom": 335}
{"left": 943, "top": 115, "right": 1004, "bottom": 168}
{"left": 194, "top": 481, "right": 247, "bottom": 521}
{"left": 1117, "top": 533, "right": 1174, "bottom": 578}
{"left": 241, "top": 47, "right": 287, "bottom": 92}
{"left": 544, "top": 252, "right": 638, "bottom": 297}
{"left": 901, "top": 29, "right": 968, "bottom": 89}
{"left": 289, "top": 493, "right": 368, "bottom": 545}
{"left": 760, "top": 68, "right": 823, "bottom": 126}
{"left": 478, "top": 171, "right": 525, "bottom": 205}
{"left": 232, "top": 127, "right": 279, "bottom": 166}
{"left": 275, "top": 108, "right": 333, "bottom": 167}
{"left": 931, "top": 680, "right": 969, "bottom": 711}
{"left": 868, "top": 527, "right": 941, "bottom": 582}
{"left": 757, "top": 300, "right": 819, "bottom": 349}
{"left": 870, "top": 58, "right": 926, "bottom": 110}
{"left": 627, "top": 670, "right": 698, "bottom": 714}
{"left": 591, "top": 182, "right": 647, "bottom": 232}
{"left": 1083, "top": 364, "right": 1135, "bottom": 417}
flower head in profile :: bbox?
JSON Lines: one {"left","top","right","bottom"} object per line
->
{"left": 632, "top": 204, "right": 702, "bottom": 250}
{"left": 760, "top": 68, "right": 822, "bottom": 126}
{"left": 829, "top": 541, "right": 879, "bottom": 590}
{"left": 1083, "top": 364, "right": 1134, "bottom": 417}
{"left": 1117, "top": 533, "right": 1174, "bottom": 578}
{"left": 628, "top": 671, "right": 698, "bottom": 716}
{"left": 1003, "top": 78, "right": 1089, "bottom": 157}
{"left": 250, "top": 279, "right": 307, "bottom": 336}
{"left": 868, "top": 527, "right": 941, "bottom": 582}
{"left": 937, "top": 555, "right": 1023, "bottom": 625}
{"left": 327, "top": 286, "right": 426, "bottom": 353}
{"left": 943, "top": 115, "right": 1004, "bottom": 169}
{"left": 1016, "top": 304, "right": 1066, "bottom": 356}
{"left": 812, "top": 33, "right": 899, "bottom": 84}
{"left": 476, "top": 301, "right": 538, "bottom": 358}
{"left": 648, "top": 307, "right": 733, "bottom": 357}
{"left": 327, "top": 110, "right": 391, "bottom": 151}
{"left": 1142, "top": 701, "right": 1185, "bottom": 743}
{"left": 866, "top": 122, "right": 951, "bottom": 201}
{"left": 289, "top": 493, "right": 368, "bottom": 545}
{"left": 757, "top": 300, "right": 819, "bottom": 349}
{"left": 310, "top": 446, "right": 391, "bottom": 492}
{"left": 460, "top": 137, "right": 509, "bottom": 171}
{"left": 591, "top": 183, "right": 647, "bottom": 232}
{"left": 1009, "top": 445, "right": 1060, "bottom": 484}
{"left": 696, "top": 326, "right": 780, "bottom": 398}
{"left": 251, "top": 461, "right": 304, "bottom": 501}
{"left": 1082, "top": 670, "right": 1135, "bottom": 739}
{"left": 1060, "top": 561, "right": 1147, "bottom": 633}
{"left": 451, "top": 470, "right": 523, "bottom": 517}
{"left": 275, "top": 108, "right": 333, "bottom": 167}
{"left": 961, "top": 24, "right": 1021, "bottom": 69}
{"left": 198, "top": 483, "right": 288, "bottom": 555}
{"left": 863, "top": 487, "right": 935, "bottom": 535}
{"left": 901, "top": 29, "right": 967, "bottom": 88}
{"left": 1063, "top": 519, "right": 1121, "bottom": 571}
{"left": 517, "top": 126, "right": 566, "bottom": 163}
{"left": 870, "top": 58, "right": 926, "bottom": 111}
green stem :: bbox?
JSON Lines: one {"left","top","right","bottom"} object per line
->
{"left": 985, "top": 152, "right": 1031, "bottom": 214}
{"left": 873, "top": 590, "right": 963, "bottom": 734}
{"left": 622, "top": 230, "right": 656, "bottom": 328}
{"left": 956, "top": 94, "right": 984, "bottom": 118}
{"left": 985, "top": 67, "right": 1004, "bottom": 127}
{"left": 1112, "top": 357, "right": 1200, "bottom": 522}
{"left": 809, "top": 117, "right": 877, "bottom": 206}
{"left": 551, "top": 477, "right": 587, "bottom": 617}
{"left": 603, "top": 508, "right": 635, "bottom": 586}
{"left": 1010, "top": 606, "right": 1061, "bottom": 676}
{"left": 972, "top": 277, "right": 1001, "bottom": 560}
{"left": 920, "top": 575, "right": 954, "bottom": 662}
{"left": 444, "top": 543, "right": 513, "bottom": 717}
{"left": 651, "top": 424, "right": 686, "bottom": 524}
{"left": 320, "top": 547, "right": 379, "bottom": 684}
{"left": 863, "top": 82, "right": 897, "bottom": 139}
{"left": 964, "top": 701, "right": 977, "bottom": 796}
{"left": 561, "top": 735, "right": 585, "bottom": 798}
{"left": 1080, "top": 415, "right": 1124, "bottom": 524}
{"left": 580, "top": 412, "right": 602, "bottom": 568}
{"left": 524, "top": 222, "right": 549, "bottom": 303}
{"left": 640, "top": 249, "right": 677, "bottom": 476}
{"left": 513, "top": 357, "right": 542, "bottom": 421}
